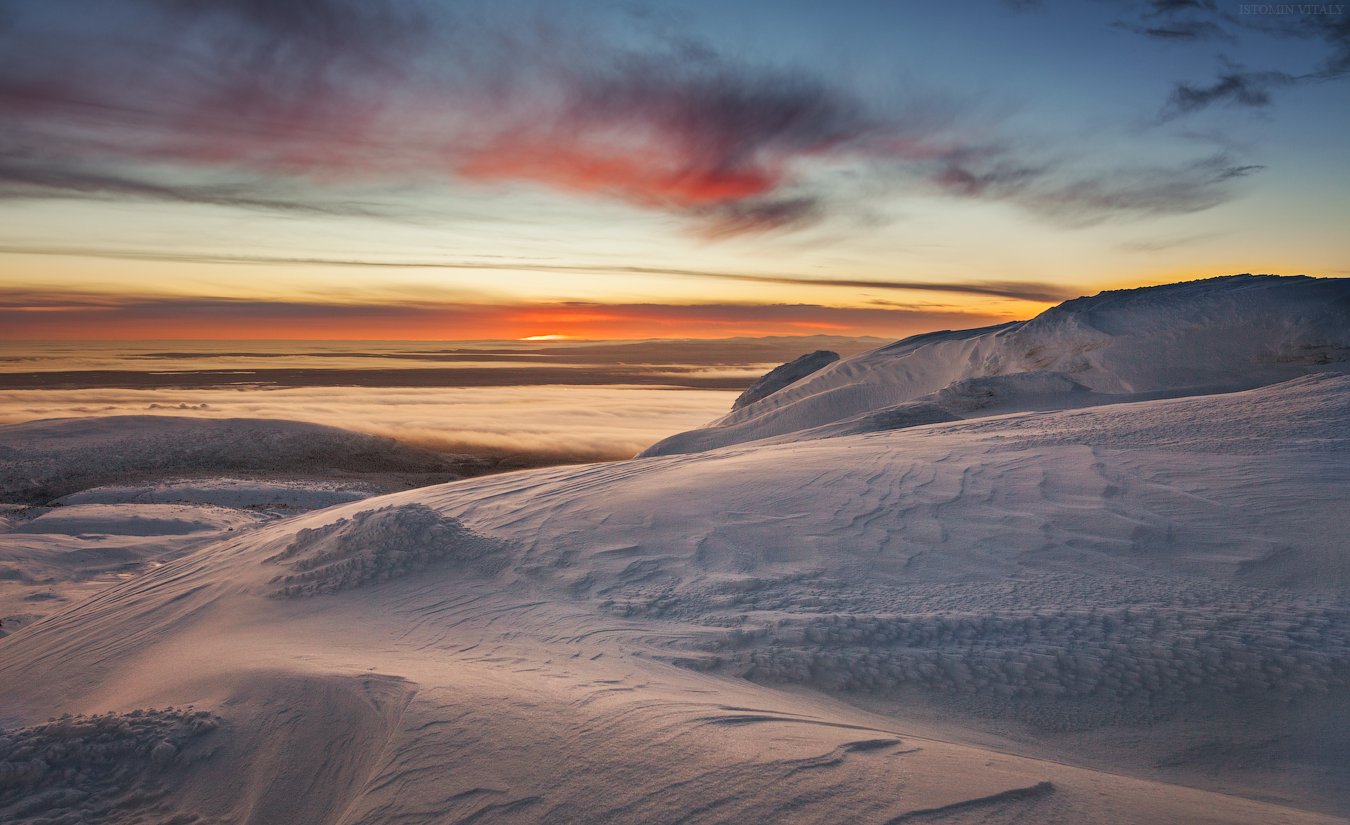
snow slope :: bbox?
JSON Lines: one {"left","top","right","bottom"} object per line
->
{"left": 0, "top": 419, "right": 435, "bottom": 633}
{"left": 0, "top": 370, "right": 1347, "bottom": 823}
{"left": 644, "top": 275, "right": 1350, "bottom": 456}
{"left": 732, "top": 349, "right": 839, "bottom": 410}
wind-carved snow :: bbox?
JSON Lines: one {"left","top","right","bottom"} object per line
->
{"left": 0, "top": 708, "right": 220, "bottom": 824}
{"left": 267, "top": 503, "right": 507, "bottom": 597}
{"left": 644, "top": 275, "right": 1350, "bottom": 456}
{"left": 683, "top": 583, "right": 1350, "bottom": 729}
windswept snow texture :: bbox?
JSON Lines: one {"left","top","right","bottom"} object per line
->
{"left": 267, "top": 504, "right": 507, "bottom": 597}
{"left": 0, "top": 708, "right": 221, "bottom": 824}
{"left": 0, "top": 369, "right": 1346, "bottom": 823}
{"left": 0, "top": 421, "right": 421, "bottom": 630}
{"left": 644, "top": 275, "right": 1350, "bottom": 456}
{"left": 0, "top": 415, "right": 461, "bottom": 503}
{"left": 0, "top": 276, "right": 1348, "bottom": 824}
{"left": 732, "top": 350, "right": 838, "bottom": 410}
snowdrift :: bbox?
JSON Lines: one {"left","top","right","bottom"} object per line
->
{"left": 0, "top": 422, "right": 419, "bottom": 632}
{"left": 1, "top": 275, "right": 1347, "bottom": 823}
{"left": 643, "top": 275, "right": 1350, "bottom": 456}
{"left": 0, "top": 370, "right": 1347, "bottom": 822}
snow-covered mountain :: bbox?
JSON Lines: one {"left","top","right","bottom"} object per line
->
{"left": 644, "top": 275, "right": 1350, "bottom": 456}
{"left": 1, "top": 275, "right": 1348, "bottom": 824}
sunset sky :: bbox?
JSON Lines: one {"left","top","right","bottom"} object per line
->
{"left": 1, "top": 0, "right": 1346, "bottom": 340}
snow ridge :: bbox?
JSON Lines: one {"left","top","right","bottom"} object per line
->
{"left": 643, "top": 275, "right": 1350, "bottom": 456}
{"left": 732, "top": 350, "right": 839, "bottom": 410}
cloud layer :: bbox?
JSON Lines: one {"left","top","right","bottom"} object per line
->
{"left": 0, "top": 386, "right": 737, "bottom": 461}
{"left": 0, "top": 0, "right": 1271, "bottom": 234}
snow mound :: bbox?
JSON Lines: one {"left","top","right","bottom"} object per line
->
{"left": 0, "top": 708, "right": 219, "bottom": 824}
{"left": 266, "top": 503, "right": 507, "bottom": 597}
{"left": 0, "top": 415, "right": 458, "bottom": 504}
{"left": 732, "top": 350, "right": 838, "bottom": 410}
{"left": 644, "top": 275, "right": 1350, "bottom": 455}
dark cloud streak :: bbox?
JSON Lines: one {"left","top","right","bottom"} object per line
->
{"left": 931, "top": 152, "right": 1262, "bottom": 224}
{"left": 1089, "top": 0, "right": 1350, "bottom": 117}
{"left": 1159, "top": 69, "right": 1294, "bottom": 120}
{"left": 0, "top": 158, "right": 385, "bottom": 215}
{"left": 0, "top": 246, "right": 1074, "bottom": 302}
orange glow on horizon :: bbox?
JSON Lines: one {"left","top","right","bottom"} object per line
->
{"left": 0, "top": 297, "right": 1033, "bottom": 341}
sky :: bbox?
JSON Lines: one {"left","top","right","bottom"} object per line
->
{"left": 1, "top": 0, "right": 1346, "bottom": 341}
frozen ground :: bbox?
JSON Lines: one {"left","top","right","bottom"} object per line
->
{"left": 0, "top": 276, "right": 1347, "bottom": 824}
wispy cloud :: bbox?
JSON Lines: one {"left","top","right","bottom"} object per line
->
{"left": 1159, "top": 67, "right": 1295, "bottom": 120}
{"left": 0, "top": 160, "right": 386, "bottom": 215}
{"left": 1116, "top": 231, "right": 1220, "bottom": 252}
{"left": 929, "top": 151, "right": 1263, "bottom": 224}
{"left": 1113, "top": 18, "right": 1232, "bottom": 41}
{"left": 1091, "top": 0, "right": 1350, "bottom": 118}
{"left": 0, "top": 246, "right": 1074, "bottom": 303}
{"left": 0, "top": 0, "right": 1269, "bottom": 234}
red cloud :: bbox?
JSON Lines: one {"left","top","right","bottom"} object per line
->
{"left": 459, "top": 140, "right": 782, "bottom": 208}
{"left": 0, "top": 1, "right": 1262, "bottom": 233}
